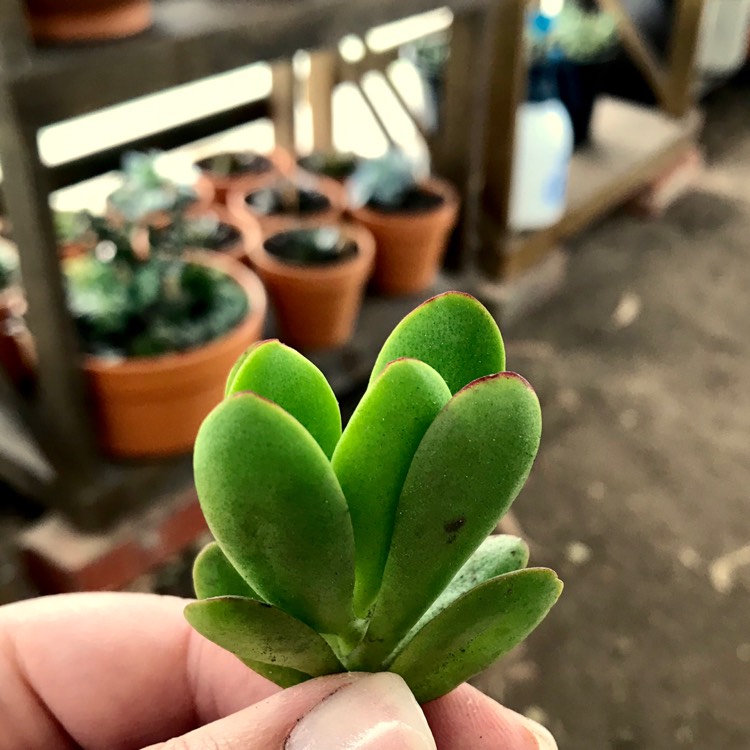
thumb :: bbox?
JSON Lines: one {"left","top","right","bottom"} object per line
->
{"left": 142, "top": 672, "right": 437, "bottom": 750}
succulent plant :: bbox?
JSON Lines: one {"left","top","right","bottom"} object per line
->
{"left": 347, "top": 150, "right": 419, "bottom": 210}
{"left": 108, "top": 151, "right": 199, "bottom": 223}
{"left": 552, "top": 0, "right": 618, "bottom": 62}
{"left": 186, "top": 291, "right": 562, "bottom": 702}
{"left": 65, "top": 217, "right": 248, "bottom": 358}
{"left": 263, "top": 227, "right": 357, "bottom": 267}
{"left": 54, "top": 210, "right": 92, "bottom": 245}
{"left": 297, "top": 151, "right": 361, "bottom": 182}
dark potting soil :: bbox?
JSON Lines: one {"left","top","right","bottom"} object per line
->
{"left": 367, "top": 186, "right": 444, "bottom": 214}
{"left": 153, "top": 221, "right": 241, "bottom": 252}
{"left": 264, "top": 227, "right": 358, "bottom": 267}
{"left": 246, "top": 187, "right": 331, "bottom": 216}
{"left": 197, "top": 152, "right": 274, "bottom": 177}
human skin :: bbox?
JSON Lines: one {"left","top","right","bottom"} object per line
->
{"left": 0, "top": 592, "right": 555, "bottom": 749}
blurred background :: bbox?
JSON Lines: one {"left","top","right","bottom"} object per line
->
{"left": 0, "top": 0, "right": 748, "bottom": 747}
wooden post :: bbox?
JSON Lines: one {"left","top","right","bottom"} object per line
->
{"left": 271, "top": 61, "right": 296, "bottom": 151}
{"left": 308, "top": 50, "right": 337, "bottom": 152}
{"left": 664, "top": 0, "right": 705, "bottom": 117}
{"left": 0, "top": 88, "right": 100, "bottom": 487}
{"left": 430, "top": 8, "right": 497, "bottom": 271}
{"left": 0, "top": 0, "right": 31, "bottom": 73}
{"left": 477, "top": 0, "right": 528, "bottom": 278}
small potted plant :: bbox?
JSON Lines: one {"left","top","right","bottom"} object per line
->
{"left": 228, "top": 175, "right": 345, "bottom": 236}
{"left": 54, "top": 210, "right": 95, "bottom": 259}
{"left": 150, "top": 206, "right": 254, "bottom": 265}
{"left": 297, "top": 151, "right": 362, "bottom": 183}
{"left": 185, "top": 291, "right": 562, "bottom": 699}
{"left": 65, "top": 216, "right": 267, "bottom": 457}
{"left": 347, "top": 150, "right": 458, "bottom": 296}
{"left": 194, "top": 149, "right": 294, "bottom": 206}
{"left": 24, "top": 0, "right": 152, "bottom": 43}
{"left": 551, "top": 0, "right": 618, "bottom": 147}
{"left": 107, "top": 151, "right": 214, "bottom": 229}
{"left": 247, "top": 223, "right": 374, "bottom": 350}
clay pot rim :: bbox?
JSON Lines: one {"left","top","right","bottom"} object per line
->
{"left": 81, "top": 250, "right": 267, "bottom": 376}
{"left": 347, "top": 176, "right": 459, "bottom": 225}
{"left": 227, "top": 174, "right": 346, "bottom": 229}
{"left": 251, "top": 222, "right": 375, "bottom": 283}
{"left": 194, "top": 147, "right": 292, "bottom": 180}
{"left": 160, "top": 205, "right": 247, "bottom": 260}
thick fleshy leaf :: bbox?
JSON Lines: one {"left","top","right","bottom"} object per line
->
{"left": 225, "top": 339, "right": 341, "bottom": 458}
{"left": 332, "top": 358, "right": 451, "bottom": 618}
{"left": 351, "top": 373, "right": 542, "bottom": 668}
{"left": 194, "top": 393, "right": 355, "bottom": 636}
{"left": 185, "top": 597, "right": 343, "bottom": 678}
{"left": 193, "top": 541, "right": 261, "bottom": 600}
{"left": 370, "top": 292, "right": 505, "bottom": 395}
{"left": 389, "top": 568, "right": 563, "bottom": 703}
{"left": 408, "top": 535, "right": 529, "bottom": 636}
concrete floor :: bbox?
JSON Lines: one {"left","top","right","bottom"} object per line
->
{"left": 474, "top": 79, "right": 750, "bottom": 749}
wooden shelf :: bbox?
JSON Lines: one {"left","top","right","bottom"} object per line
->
{"left": 5, "top": 0, "right": 491, "bottom": 127}
{"left": 481, "top": 97, "right": 702, "bottom": 279}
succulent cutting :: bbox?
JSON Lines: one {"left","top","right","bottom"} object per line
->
{"left": 186, "top": 291, "right": 562, "bottom": 703}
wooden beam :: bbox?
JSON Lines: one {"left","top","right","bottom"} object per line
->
{"left": 664, "top": 0, "right": 705, "bottom": 117}
{"left": 596, "top": 0, "right": 670, "bottom": 110}
{"left": 0, "top": 89, "right": 100, "bottom": 488}
{"left": 0, "top": 0, "right": 31, "bottom": 73}
{"left": 431, "top": 8, "right": 495, "bottom": 270}
{"left": 308, "top": 50, "right": 337, "bottom": 152}
{"left": 478, "top": 0, "right": 527, "bottom": 275}
{"left": 271, "top": 61, "right": 296, "bottom": 151}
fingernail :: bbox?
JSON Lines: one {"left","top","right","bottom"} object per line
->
{"left": 286, "top": 672, "right": 436, "bottom": 749}
{"left": 519, "top": 714, "right": 558, "bottom": 750}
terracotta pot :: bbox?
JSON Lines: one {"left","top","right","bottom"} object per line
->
{"left": 228, "top": 176, "right": 345, "bottom": 237}
{"left": 25, "top": 0, "right": 152, "bottom": 43}
{"left": 247, "top": 223, "right": 374, "bottom": 350}
{"left": 348, "top": 177, "right": 459, "bottom": 296}
{"left": 83, "top": 252, "right": 267, "bottom": 458}
{"left": 159, "top": 205, "right": 256, "bottom": 266}
{"left": 195, "top": 148, "right": 295, "bottom": 206}
{"left": 106, "top": 179, "right": 215, "bottom": 230}
{"left": 59, "top": 239, "right": 94, "bottom": 260}
{"left": 0, "top": 288, "right": 36, "bottom": 391}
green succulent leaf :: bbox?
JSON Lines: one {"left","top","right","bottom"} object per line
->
{"left": 193, "top": 541, "right": 261, "bottom": 600}
{"left": 408, "top": 534, "right": 529, "bottom": 637}
{"left": 389, "top": 568, "right": 563, "bottom": 703}
{"left": 225, "top": 339, "right": 341, "bottom": 458}
{"left": 185, "top": 597, "right": 343, "bottom": 680}
{"left": 353, "top": 373, "right": 542, "bottom": 668}
{"left": 370, "top": 292, "right": 505, "bottom": 394}
{"left": 193, "top": 393, "right": 355, "bottom": 636}
{"left": 332, "top": 358, "right": 451, "bottom": 618}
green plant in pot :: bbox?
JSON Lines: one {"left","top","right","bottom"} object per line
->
{"left": 551, "top": 0, "right": 618, "bottom": 146}
{"left": 107, "top": 151, "right": 207, "bottom": 227}
{"left": 347, "top": 151, "right": 459, "bottom": 295}
{"left": 54, "top": 210, "right": 94, "bottom": 258}
{"left": 247, "top": 223, "right": 375, "bottom": 350}
{"left": 65, "top": 214, "right": 266, "bottom": 457}
{"left": 230, "top": 175, "right": 343, "bottom": 236}
{"left": 195, "top": 150, "right": 291, "bottom": 205}
{"left": 150, "top": 210, "right": 246, "bottom": 262}
{"left": 297, "top": 151, "right": 362, "bottom": 182}
{"left": 186, "top": 291, "right": 562, "bottom": 702}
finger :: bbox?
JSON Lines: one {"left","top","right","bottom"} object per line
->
{"left": 423, "top": 683, "right": 557, "bottom": 750}
{"left": 0, "top": 592, "right": 281, "bottom": 749}
{"left": 143, "top": 672, "right": 437, "bottom": 750}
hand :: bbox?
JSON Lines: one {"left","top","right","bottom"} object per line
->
{"left": 0, "top": 592, "right": 556, "bottom": 749}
